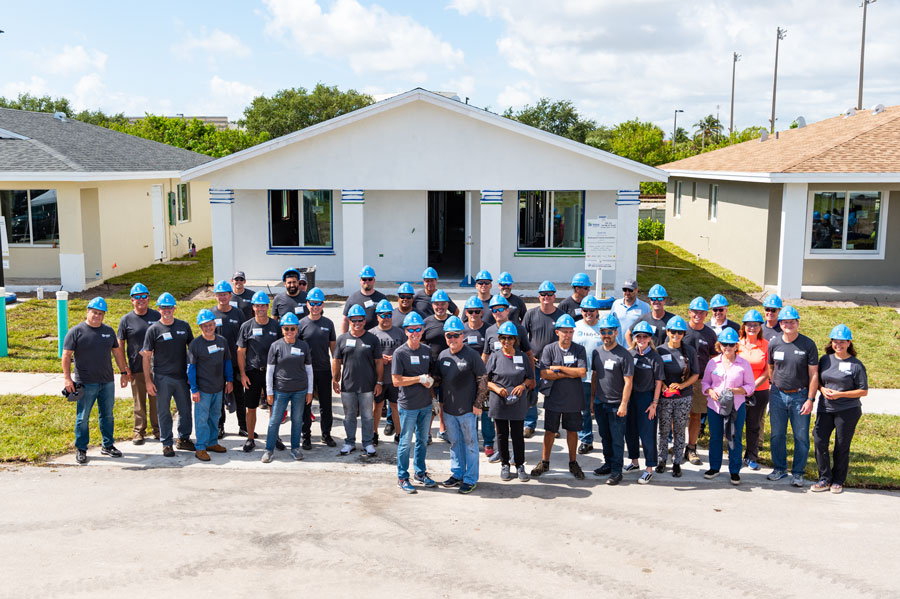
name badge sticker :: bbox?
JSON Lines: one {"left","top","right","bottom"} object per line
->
{"left": 214, "top": 318, "right": 223, "bottom": 326}
{"left": 661, "top": 354, "right": 673, "bottom": 363}
{"left": 563, "top": 355, "right": 575, "bottom": 364}
{"left": 207, "top": 345, "right": 220, "bottom": 354}
{"left": 290, "top": 347, "right": 303, "bottom": 356}
{"left": 364, "top": 300, "right": 375, "bottom": 308}
{"left": 604, "top": 359, "right": 615, "bottom": 371}
{"left": 513, "top": 355, "right": 523, "bottom": 364}
{"left": 294, "top": 306, "right": 304, "bottom": 314}
{"left": 574, "top": 308, "right": 582, "bottom": 315}
{"left": 229, "top": 301, "right": 238, "bottom": 308}
{"left": 410, "top": 355, "right": 420, "bottom": 365}
{"left": 494, "top": 341, "right": 502, "bottom": 350}
{"left": 252, "top": 328, "right": 263, "bottom": 336}
{"left": 468, "top": 335, "right": 478, "bottom": 344}
{"left": 161, "top": 332, "right": 173, "bottom": 341}
{"left": 773, "top": 351, "right": 785, "bottom": 361}
{"left": 443, "top": 361, "right": 452, "bottom": 367}
{"left": 838, "top": 362, "right": 852, "bottom": 373}
{"left": 346, "top": 339, "right": 357, "bottom": 347}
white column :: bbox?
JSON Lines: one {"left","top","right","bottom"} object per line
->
{"left": 341, "top": 190, "right": 365, "bottom": 294}
{"left": 777, "top": 182, "right": 808, "bottom": 299}
{"left": 58, "top": 185, "right": 85, "bottom": 292}
{"left": 209, "top": 189, "right": 235, "bottom": 284}
{"left": 479, "top": 190, "right": 503, "bottom": 282}
{"left": 461, "top": 191, "right": 474, "bottom": 286}
{"left": 615, "top": 190, "right": 640, "bottom": 293}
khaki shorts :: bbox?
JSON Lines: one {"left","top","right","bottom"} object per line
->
{"left": 691, "top": 381, "right": 706, "bottom": 414}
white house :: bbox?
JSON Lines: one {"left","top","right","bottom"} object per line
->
{"left": 181, "top": 89, "right": 666, "bottom": 294}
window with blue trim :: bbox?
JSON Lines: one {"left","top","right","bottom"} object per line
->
{"left": 269, "top": 189, "right": 333, "bottom": 250}
{"left": 517, "top": 190, "right": 584, "bottom": 250}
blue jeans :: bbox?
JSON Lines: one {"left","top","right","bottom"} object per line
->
{"left": 397, "top": 406, "right": 431, "bottom": 480}
{"left": 194, "top": 391, "right": 222, "bottom": 451}
{"left": 74, "top": 381, "right": 115, "bottom": 450}
{"left": 769, "top": 385, "right": 811, "bottom": 475}
{"left": 155, "top": 374, "right": 192, "bottom": 447}
{"left": 524, "top": 389, "right": 538, "bottom": 430}
{"left": 267, "top": 390, "right": 306, "bottom": 451}
{"left": 445, "top": 412, "right": 479, "bottom": 485}
{"left": 578, "top": 382, "right": 594, "bottom": 443}
{"left": 341, "top": 391, "right": 374, "bottom": 446}
{"left": 480, "top": 411, "right": 495, "bottom": 447}
{"left": 625, "top": 391, "right": 658, "bottom": 467}
{"left": 595, "top": 401, "right": 626, "bottom": 475}
{"left": 707, "top": 403, "right": 746, "bottom": 474}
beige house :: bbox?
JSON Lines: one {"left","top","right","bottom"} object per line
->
{"left": 0, "top": 108, "right": 213, "bottom": 292}
{"left": 660, "top": 105, "right": 900, "bottom": 299}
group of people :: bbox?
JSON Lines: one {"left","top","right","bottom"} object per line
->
{"left": 62, "top": 267, "right": 868, "bottom": 495}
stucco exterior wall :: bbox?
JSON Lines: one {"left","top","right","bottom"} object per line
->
{"left": 363, "top": 190, "right": 427, "bottom": 282}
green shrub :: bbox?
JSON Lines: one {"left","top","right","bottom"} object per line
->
{"left": 638, "top": 218, "right": 665, "bottom": 240}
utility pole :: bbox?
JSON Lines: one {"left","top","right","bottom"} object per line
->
{"left": 858, "top": 0, "right": 876, "bottom": 110}
{"left": 673, "top": 109, "right": 683, "bottom": 154}
{"left": 770, "top": 27, "right": 786, "bottom": 133}
{"left": 730, "top": 52, "right": 741, "bottom": 140}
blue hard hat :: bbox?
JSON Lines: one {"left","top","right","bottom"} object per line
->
{"left": 250, "top": 291, "right": 269, "bottom": 305}
{"left": 497, "top": 272, "right": 514, "bottom": 285}
{"left": 580, "top": 295, "right": 601, "bottom": 309}
{"left": 359, "top": 265, "right": 376, "bottom": 278}
{"left": 538, "top": 280, "right": 557, "bottom": 293}
{"left": 778, "top": 306, "right": 800, "bottom": 321}
{"left": 375, "top": 299, "right": 393, "bottom": 314}
{"left": 214, "top": 280, "right": 233, "bottom": 294}
{"left": 689, "top": 296, "right": 709, "bottom": 311}
{"left": 347, "top": 304, "right": 366, "bottom": 318}
{"left": 647, "top": 284, "right": 668, "bottom": 299}
{"left": 633, "top": 321, "right": 654, "bottom": 336}
{"left": 281, "top": 267, "right": 301, "bottom": 281}
{"left": 397, "top": 282, "right": 415, "bottom": 295}
{"left": 464, "top": 296, "right": 484, "bottom": 310}
{"left": 431, "top": 289, "right": 450, "bottom": 303}
{"left": 87, "top": 296, "right": 108, "bottom": 312}
{"left": 475, "top": 269, "right": 493, "bottom": 282}
{"left": 829, "top": 324, "right": 852, "bottom": 341}
{"left": 156, "top": 292, "right": 176, "bottom": 307}
{"left": 742, "top": 309, "right": 763, "bottom": 323}
{"left": 813, "top": 210, "right": 821, "bottom": 221}
{"left": 130, "top": 282, "right": 149, "bottom": 296}
{"left": 489, "top": 294, "right": 509, "bottom": 307}
{"left": 279, "top": 313, "right": 300, "bottom": 327}
{"left": 762, "top": 294, "right": 783, "bottom": 309}
{"left": 555, "top": 314, "right": 576, "bottom": 329}
{"left": 497, "top": 321, "right": 518, "bottom": 336}
{"left": 570, "top": 272, "right": 592, "bottom": 287}
{"left": 443, "top": 316, "right": 465, "bottom": 333}
{"left": 709, "top": 294, "right": 729, "bottom": 308}
{"left": 599, "top": 314, "right": 620, "bottom": 329}
{"left": 666, "top": 315, "right": 688, "bottom": 331}
{"left": 403, "top": 312, "right": 425, "bottom": 328}
{"left": 422, "top": 266, "right": 439, "bottom": 280}
{"left": 306, "top": 287, "right": 325, "bottom": 302}
{"left": 196, "top": 309, "right": 215, "bottom": 325}
{"left": 717, "top": 327, "right": 739, "bottom": 344}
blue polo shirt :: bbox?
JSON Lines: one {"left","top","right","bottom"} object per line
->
{"left": 610, "top": 298, "right": 650, "bottom": 346}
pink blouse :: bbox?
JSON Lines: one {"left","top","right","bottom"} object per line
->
{"left": 701, "top": 355, "right": 756, "bottom": 414}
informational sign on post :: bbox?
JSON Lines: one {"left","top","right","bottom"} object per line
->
{"left": 0, "top": 216, "right": 9, "bottom": 270}
{"left": 584, "top": 217, "right": 617, "bottom": 299}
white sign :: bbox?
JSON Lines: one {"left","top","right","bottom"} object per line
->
{"left": 584, "top": 217, "right": 617, "bottom": 270}
{"left": 0, "top": 216, "right": 8, "bottom": 258}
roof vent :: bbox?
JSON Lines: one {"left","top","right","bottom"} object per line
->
{"left": 53, "top": 111, "right": 67, "bottom": 122}
{"left": 843, "top": 107, "right": 856, "bottom": 118}
{"left": 758, "top": 129, "right": 769, "bottom": 142}
{"left": 795, "top": 116, "right": 806, "bottom": 128}
{"left": 872, "top": 103, "right": 885, "bottom": 115}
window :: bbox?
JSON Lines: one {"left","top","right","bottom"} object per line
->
{"left": 808, "top": 190, "right": 886, "bottom": 257}
{"left": 269, "top": 189, "right": 333, "bottom": 251}
{"left": 674, "top": 181, "right": 682, "bottom": 216}
{"left": 0, "top": 189, "right": 58, "bottom": 245}
{"left": 517, "top": 190, "right": 583, "bottom": 251}
{"left": 709, "top": 184, "right": 718, "bottom": 221}
{"left": 177, "top": 183, "right": 190, "bottom": 222}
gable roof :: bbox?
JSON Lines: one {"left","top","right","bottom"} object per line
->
{"left": 660, "top": 105, "right": 900, "bottom": 183}
{"left": 182, "top": 88, "right": 665, "bottom": 182}
{"left": 0, "top": 108, "right": 213, "bottom": 181}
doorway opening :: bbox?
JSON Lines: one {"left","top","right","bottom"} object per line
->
{"left": 427, "top": 190, "right": 466, "bottom": 279}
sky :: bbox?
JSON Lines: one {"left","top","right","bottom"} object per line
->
{"left": 2, "top": 0, "right": 898, "bottom": 137}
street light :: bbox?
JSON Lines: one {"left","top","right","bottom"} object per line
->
{"left": 858, "top": 0, "right": 876, "bottom": 110}
{"left": 770, "top": 27, "right": 787, "bottom": 133}
{"left": 730, "top": 51, "right": 741, "bottom": 140}
{"left": 673, "top": 109, "right": 684, "bottom": 153}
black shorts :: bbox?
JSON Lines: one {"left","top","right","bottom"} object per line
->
{"left": 544, "top": 410, "right": 581, "bottom": 433}
{"left": 375, "top": 384, "right": 399, "bottom": 403}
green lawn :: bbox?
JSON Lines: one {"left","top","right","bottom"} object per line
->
{"left": 106, "top": 246, "right": 213, "bottom": 299}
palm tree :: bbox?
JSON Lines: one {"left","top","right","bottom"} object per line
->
{"left": 693, "top": 115, "right": 724, "bottom": 148}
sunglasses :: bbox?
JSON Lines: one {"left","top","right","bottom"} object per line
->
{"left": 581, "top": 308, "right": 597, "bottom": 313}
{"left": 361, "top": 278, "right": 374, "bottom": 282}
{"left": 649, "top": 298, "right": 665, "bottom": 302}
{"left": 764, "top": 308, "right": 779, "bottom": 313}
{"left": 499, "top": 336, "right": 516, "bottom": 342}
{"left": 349, "top": 318, "right": 365, "bottom": 323}
{"left": 132, "top": 294, "right": 149, "bottom": 300}
{"left": 466, "top": 309, "right": 482, "bottom": 314}
{"left": 499, "top": 283, "right": 512, "bottom": 288}
{"left": 308, "top": 301, "right": 323, "bottom": 307}
{"left": 377, "top": 312, "right": 392, "bottom": 318}
{"left": 622, "top": 288, "right": 635, "bottom": 293}
{"left": 712, "top": 308, "right": 726, "bottom": 312}
{"left": 539, "top": 292, "right": 555, "bottom": 297}
{"left": 721, "top": 343, "right": 736, "bottom": 348}
{"left": 476, "top": 281, "right": 491, "bottom": 285}
{"left": 298, "top": 280, "right": 307, "bottom": 285}
{"left": 399, "top": 294, "right": 413, "bottom": 300}
{"left": 233, "top": 278, "right": 245, "bottom": 282}
{"left": 445, "top": 333, "right": 462, "bottom": 339}
{"left": 282, "top": 326, "right": 298, "bottom": 331}
{"left": 491, "top": 306, "right": 507, "bottom": 313}
{"left": 574, "top": 286, "right": 590, "bottom": 290}
{"left": 406, "top": 327, "right": 423, "bottom": 333}
{"left": 600, "top": 329, "right": 616, "bottom": 335}
{"left": 668, "top": 330, "right": 685, "bottom": 335}
{"left": 635, "top": 333, "right": 650, "bottom": 339}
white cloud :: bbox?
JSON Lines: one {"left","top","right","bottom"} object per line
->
{"left": 442, "top": 75, "right": 476, "bottom": 101}
{"left": 173, "top": 29, "right": 251, "bottom": 59}
{"left": 1, "top": 76, "right": 50, "bottom": 99}
{"left": 263, "top": 0, "right": 464, "bottom": 78}
{"left": 42, "top": 45, "right": 108, "bottom": 74}
{"left": 70, "top": 73, "right": 168, "bottom": 116}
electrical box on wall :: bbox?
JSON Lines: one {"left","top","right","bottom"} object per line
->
{"left": 168, "top": 191, "right": 176, "bottom": 226}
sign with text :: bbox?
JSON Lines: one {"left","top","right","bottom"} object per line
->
{"left": 584, "top": 217, "right": 617, "bottom": 270}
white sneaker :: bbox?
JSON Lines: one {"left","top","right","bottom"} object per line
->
{"left": 290, "top": 448, "right": 304, "bottom": 461}
{"left": 365, "top": 444, "right": 376, "bottom": 456}
{"left": 261, "top": 451, "right": 274, "bottom": 463}
{"left": 339, "top": 443, "right": 354, "bottom": 455}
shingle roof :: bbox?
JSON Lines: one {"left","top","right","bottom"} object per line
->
{"left": 0, "top": 108, "right": 213, "bottom": 172}
{"left": 660, "top": 106, "right": 900, "bottom": 174}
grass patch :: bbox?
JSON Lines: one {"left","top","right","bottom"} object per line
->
{"left": 106, "top": 246, "right": 213, "bottom": 300}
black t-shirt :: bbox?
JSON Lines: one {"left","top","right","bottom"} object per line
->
{"left": 236, "top": 317, "right": 281, "bottom": 371}
{"left": 462, "top": 322, "right": 489, "bottom": 355}
{"left": 539, "top": 342, "right": 588, "bottom": 412}
{"left": 271, "top": 290, "right": 308, "bottom": 321}
{"left": 391, "top": 309, "right": 417, "bottom": 336}
{"left": 63, "top": 321, "right": 119, "bottom": 384}
{"left": 522, "top": 307, "right": 565, "bottom": 360}
{"left": 297, "top": 315, "right": 336, "bottom": 371}
{"left": 684, "top": 324, "right": 718, "bottom": 374}
{"left": 657, "top": 344, "right": 699, "bottom": 399}
{"left": 369, "top": 325, "right": 407, "bottom": 389}
{"left": 817, "top": 354, "right": 868, "bottom": 413}
{"left": 187, "top": 334, "right": 231, "bottom": 394}
{"left": 768, "top": 334, "right": 818, "bottom": 390}
{"left": 630, "top": 311, "right": 674, "bottom": 347}
{"left": 267, "top": 338, "right": 312, "bottom": 393}
{"left": 433, "top": 345, "right": 486, "bottom": 416}
{"left": 343, "top": 290, "right": 388, "bottom": 330}
{"left": 762, "top": 323, "right": 782, "bottom": 343}
{"left": 423, "top": 314, "right": 451, "bottom": 360}
{"left": 212, "top": 306, "right": 246, "bottom": 370}
{"left": 485, "top": 350, "right": 534, "bottom": 420}
{"left": 334, "top": 331, "right": 381, "bottom": 393}
{"left": 557, "top": 296, "right": 584, "bottom": 322}
{"left": 461, "top": 299, "right": 495, "bottom": 327}
{"left": 392, "top": 342, "right": 433, "bottom": 410}
{"left": 232, "top": 288, "right": 255, "bottom": 320}
{"left": 116, "top": 309, "right": 160, "bottom": 373}
{"left": 504, "top": 293, "right": 528, "bottom": 325}
{"left": 142, "top": 319, "right": 193, "bottom": 378}
{"left": 412, "top": 289, "right": 458, "bottom": 317}
{"left": 630, "top": 347, "right": 666, "bottom": 394}
{"left": 483, "top": 321, "right": 532, "bottom": 356}
{"left": 591, "top": 344, "right": 634, "bottom": 403}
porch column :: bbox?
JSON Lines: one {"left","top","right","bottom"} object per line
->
{"left": 460, "top": 190, "right": 475, "bottom": 286}
{"left": 341, "top": 189, "right": 365, "bottom": 295}
{"left": 777, "top": 183, "right": 808, "bottom": 299}
{"left": 479, "top": 190, "right": 503, "bottom": 282}
{"left": 615, "top": 189, "right": 640, "bottom": 293}
{"left": 209, "top": 189, "right": 235, "bottom": 284}
{"left": 58, "top": 185, "right": 85, "bottom": 292}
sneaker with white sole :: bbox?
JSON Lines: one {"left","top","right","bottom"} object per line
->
{"left": 261, "top": 451, "right": 274, "bottom": 463}
{"left": 364, "top": 444, "right": 376, "bottom": 457}
{"left": 730, "top": 473, "right": 741, "bottom": 485}
{"left": 488, "top": 450, "right": 502, "bottom": 463}
{"left": 339, "top": 443, "right": 354, "bottom": 455}
{"left": 290, "top": 448, "right": 304, "bottom": 461}
{"left": 517, "top": 465, "right": 530, "bottom": 482}
{"left": 638, "top": 471, "right": 652, "bottom": 485}
{"left": 791, "top": 474, "right": 805, "bottom": 487}
{"left": 767, "top": 469, "right": 788, "bottom": 481}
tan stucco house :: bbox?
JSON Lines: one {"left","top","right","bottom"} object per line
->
{"left": 0, "top": 108, "right": 213, "bottom": 292}
{"left": 660, "top": 105, "right": 899, "bottom": 299}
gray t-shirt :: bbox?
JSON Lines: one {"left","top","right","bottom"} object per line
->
{"left": 267, "top": 338, "right": 312, "bottom": 393}
{"left": 504, "top": 293, "right": 527, "bottom": 325}
{"left": 630, "top": 311, "right": 674, "bottom": 347}
{"left": 768, "top": 334, "right": 818, "bottom": 390}
{"left": 232, "top": 288, "right": 255, "bottom": 319}
{"left": 591, "top": 343, "right": 634, "bottom": 403}
{"left": 539, "top": 342, "right": 588, "bottom": 412}
{"left": 116, "top": 309, "right": 160, "bottom": 373}
{"left": 485, "top": 349, "right": 534, "bottom": 420}
{"left": 462, "top": 322, "right": 489, "bottom": 355}
{"left": 271, "top": 290, "right": 308, "bottom": 321}
{"left": 483, "top": 321, "right": 532, "bottom": 357}
{"left": 369, "top": 325, "right": 406, "bottom": 389}
{"left": 187, "top": 334, "right": 231, "bottom": 394}
{"left": 212, "top": 306, "right": 246, "bottom": 370}
{"left": 762, "top": 323, "right": 782, "bottom": 343}
{"left": 412, "top": 289, "right": 459, "bottom": 317}
{"left": 237, "top": 317, "right": 281, "bottom": 371}
{"left": 298, "top": 315, "right": 336, "bottom": 371}
{"left": 817, "top": 354, "right": 867, "bottom": 413}
{"left": 342, "top": 290, "right": 387, "bottom": 330}
{"left": 684, "top": 324, "right": 718, "bottom": 374}
{"left": 391, "top": 342, "right": 433, "bottom": 410}
{"left": 461, "top": 302, "right": 495, "bottom": 327}
{"left": 333, "top": 331, "right": 381, "bottom": 393}
{"left": 423, "top": 314, "right": 451, "bottom": 360}
{"left": 63, "top": 321, "right": 119, "bottom": 384}
{"left": 522, "top": 306, "right": 565, "bottom": 359}
{"left": 142, "top": 319, "right": 193, "bottom": 378}
{"left": 433, "top": 345, "right": 486, "bottom": 416}
{"left": 390, "top": 309, "right": 416, "bottom": 335}
{"left": 557, "top": 296, "right": 584, "bottom": 322}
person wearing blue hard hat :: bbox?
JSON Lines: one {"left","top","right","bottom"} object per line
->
{"left": 530, "top": 313, "right": 588, "bottom": 480}
{"left": 558, "top": 273, "right": 592, "bottom": 322}
{"left": 497, "top": 272, "right": 527, "bottom": 325}
{"left": 460, "top": 296, "right": 495, "bottom": 458}
{"left": 62, "top": 296, "right": 129, "bottom": 465}
{"left": 700, "top": 327, "right": 755, "bottom": 484}
{"left": 392, "top": 283, "right": 418, "bottom": 335}
{"left": 626, "top": 283, "right": 673, "bottom": 348}
{"left": 761, "top": 294, "right": 784, "bottom": 342}
{"left": 297, "top": 286, "right": 338, "bottom": 450}
{"left": 230, "top": 271, "right": 255, "bottom": 319}
{"left": 811, "top": 325, "right": 868, "bottom": 494}
{"left": 521, "top": 281, "right": 566, "bottom": 437}
{"left": 464, "top": 273, "right": 495, "bottom": 327}
{"left": 272, "top": 268, "right": 308, "bottom": 322}
{"left": 212, "top": 278, "right": 248, "bottom": 439}
{"left": 611, "top": 279, "right": 650, "bottom": 347}
{"left": 625, "top": 320, "right": 666, "bottom": 483}
{"left": 573, "top": 295, "right": 605, "bottom": 454}
{"left": 187, "top": 308, "right": 234, "bottom": 461}
{"left": 343, "top": 266, "right": 387, "bottom": 333}
{"left": 766, "top": 305, "right": 819, "bottom": 487}
{"left": 707, "top": 294, "right": 740, "bottom": 337}
{"left": 413, "top": 268, "right": 460, "bottom": 318}
{"left": 654, "top": 315, "right": 699, "bottom": 477}
{"left": 141, "top": 292, "right": 195, "bottom": 457}
{"left": 370, "top": 298, "right": 405, "bottom": 444}
{"left": 116, "top": 282, "right": 161, "bottom": 444}
{"left": 422, "top": 289, "right": 456, "bottom": 444}
{"left": 736, "top": 309, "right": 770, "bottom": 471}
{"left": 433, "top": 315, "right": 488, "bottom": 494}
{"left": 683, "top": 296, "right": 718, "bottom": 466}
{"left": 235, "top": 288, "right": 281, "bottom": 453}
